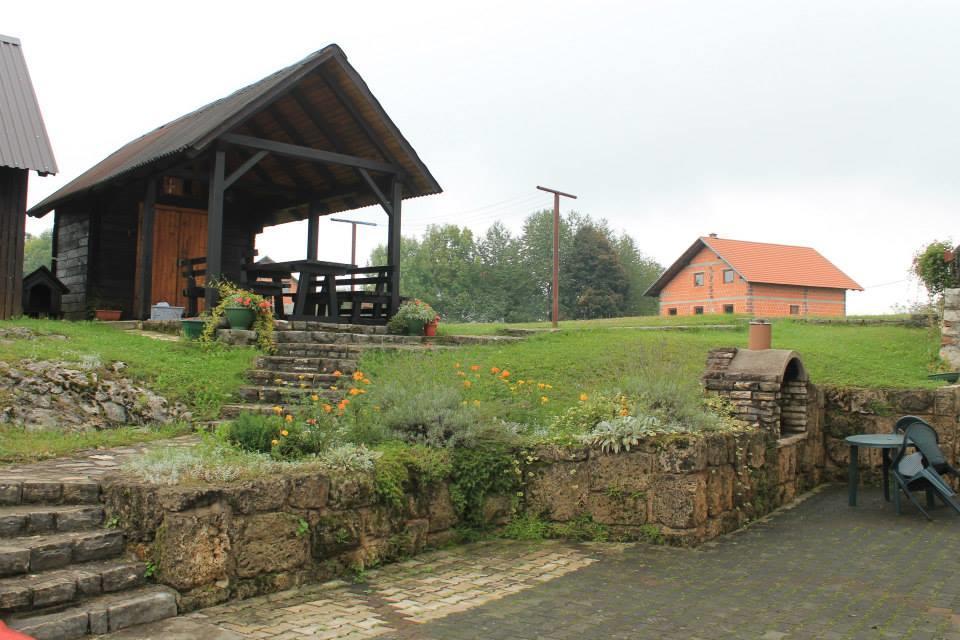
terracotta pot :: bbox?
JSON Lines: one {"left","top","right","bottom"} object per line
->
{"left": 425, "top": 319, "right": 439, "bottom": 337}
{"left": 94, "top": 309, "right": 122, "bottom": 321}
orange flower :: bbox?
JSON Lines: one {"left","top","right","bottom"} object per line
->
{"left": 491, "top": 367, "right": 501, "bottom": 374}
{"left": 470, "top": 365, "right": 480, "bottom": 372}
{"left": 500, "top": 370, "right": 510, "bottom": 379}
{"left": 454, "top": 362, "right": 462, "bottom": 369}
{"left": 537, "top": 383, "right": 546, "bottom": 390}
{"left": 362, "top": 378, "right": 371, "bottom": 385}
{"left": 341, "top": 398, "right": 350, "bottom": 406}
{"left": 457, "top": 371, "right": 466, "bottom": 377}
{"left": 284, "top": 414, "right": 293, "bottom": 423}
{"left": 352, "top": 371, "right": 364, "bottom": 381}
{"left": 306, "top": 418, "right": 317, "bottom": 425}
{"left": 349, "top": 388, "right": 361, "bottom": 396}
{"left": 463, "top": 380, "right": 472, "bottom": 388}
{"left": 311, "top": 394, "right": 319, "bottom": 402}
{"left": 280, "top": 429, "right": 289, "bottom": 436}
{"left": 333, "top": 370, "right": 343, "bottom": 378}
{"left": 540, "top": 396, "right": 549, "bottom": 404}
{"left": 619, "top": 408, "right": 630, "bottom": 417}
{"left": 322, "top": 404, "right": 333, "bottom": 413}
{"left": 271, "top": 439, "right": 279, "bottom": 446}
{"left": 272, "top": 406, "right": 282, "bottom": 415}
{"left": 579, "top": 393, "right": 589, "bottom": 402}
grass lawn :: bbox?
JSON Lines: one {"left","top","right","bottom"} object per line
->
{"left": 0, "top": 318, "right": 257, "bottom": 420}
{"left": 0, "top": 423, "right": 193, "bottom": 464}
{"left": 363, "top": 316, "right": 942, "bottom": 428}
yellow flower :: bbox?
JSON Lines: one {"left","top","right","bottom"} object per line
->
{"left": 579, "top": 393, "right": 589, "bottom": 402}
{"left": 271, "top": 439, "right": 279, "bottom": 446}
{"left": 518, "top": 380, "right": 525, "bottom": 385}
{"left": 538, "top": 383, "right": 546, "bottom": 390}
{"left": 454, "top": 362, "right": 462, "bottom": 369}
{"left": 272, "top": 406, "right": 282, "bottom": 415}
{"left": 540, "top": 396, "right": 549, "bottom": 404}
{"left": 473, "top": 399, "right": 481, "bottom": 406}
{"left": 545, "top": 384, "right": 553, "bottom": 390}
{"left": 281, "top": 429, "right": 289, "bottom": 436}
{"left": 322, "top": 404, "right": 332, "bottom": 413}
{"left": 284, "top": 414, "right": 293, "bottom": 423}
{"left": 620, "top": 408, "right": 630, "bottom": 417}
{"left": 299, "top": 383, "right": 306, "bottom": 388}
{"left": 311, "top": 394, "right": 319, "bottom": 402}
{"left": 297, "top": 374, "right": 305, "bottom": 380}
{"left": 333, "top": 370, "right": 343, "bottom": 378}
{"left": 330, "top": 386, "right": 338, "bottom": 391}
{"left": 273, "top": 378, "right": 283, "bottom": 385}
{"left": 457, "top": 371, "right": 466, "bottom": 377}
{"left": 463, "top": 380, "right": 472, "bottom": 388}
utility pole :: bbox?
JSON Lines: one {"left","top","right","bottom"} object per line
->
{"left": 330, "top": 218, "right": 378, "bottom": 291}
{"left": 536, "top": 185, "right": 577, "bottom": 328}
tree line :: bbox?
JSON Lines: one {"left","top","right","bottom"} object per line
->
{"left": 369, "top": 209, "right": 664, "bottom": 323}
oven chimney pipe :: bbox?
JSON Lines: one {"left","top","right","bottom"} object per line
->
{"left": 748, "top": 320, "right": 772, "bottom": 350}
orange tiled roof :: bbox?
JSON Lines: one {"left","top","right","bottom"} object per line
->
{"left": 702, "top": 237, "right": 862, "bottom": 290}
{"left": 644, "top": 236, "right": 863, "bottom": 295}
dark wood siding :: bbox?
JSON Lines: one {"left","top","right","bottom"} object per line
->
{"left": 54, "top": 206, "right": 91, "bottom": 319}
{"left": 88, "top": 201, "right": 139, "bottom": 317}
{"left": 0, "top": 167, "right": 27, "bottom": 319}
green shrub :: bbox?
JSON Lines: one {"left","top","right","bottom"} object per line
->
{"left": 316, "top": 444, "right": 381, "bottom": 473}
{"left": 550, "top": 515, "right": 609, "bottom": 542}
{"left": 224, "top": 412, "right": 279, "bottom": 454}
{"left": 548, "top": 394, "right": 621, "bottom": 436}
{"left": 501, "top": 513, "right": 551, "bottom": 540}
{"left": 373, "top": 443, "right": 451, "bottom": 510}
{"left": 450, "top": 440, "right": 519, "bottom": 527}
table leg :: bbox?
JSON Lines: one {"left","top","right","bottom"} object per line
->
{"left": 294, "top": 277, "right": 308, "bottom": 317}
{"left": 848, "top": 444, "right": 859, "bottom": 507}
{"left": 881, "top": 448, "right": 891, "bottom": 502}
{"left": 325, "top": 275, "right": 337, "bottom": 320}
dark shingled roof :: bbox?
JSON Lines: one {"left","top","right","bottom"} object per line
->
{"left": 0, "top": 34, "right": 57, "bottom": 174}
{"left": 28, "top": 43, "right": 441, "bottom": 218}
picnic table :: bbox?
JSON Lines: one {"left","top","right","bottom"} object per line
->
{"left": 242, "top": 259, "right": 356, "bottom": 318}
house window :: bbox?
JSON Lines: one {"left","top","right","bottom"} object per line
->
{"left": 162, "top": 176, "right": 185, "bottom": 196}
{"left": 694, "top": 306, "right": 704, "bottom": 315}
{"left": 668, "top": 308, "right": 678, "bottom": 316}
{"left": 723, "top": 304, "right": 734, "bottom": 314}
{"left": 789, "top": 305, "right": 800, "bottom": 315}
{"left": 723, "top": 269, "right": 734, "bottom": 284}
{"left": 693, "top": 272, "right": 704, "bottom": 287}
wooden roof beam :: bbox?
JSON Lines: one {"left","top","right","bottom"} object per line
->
{"left": 220, "top": 133, "right": 402, "bottom": 175}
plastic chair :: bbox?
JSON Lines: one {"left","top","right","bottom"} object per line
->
{"left": 890, "top": 420, "right": 960, "bottom": 520}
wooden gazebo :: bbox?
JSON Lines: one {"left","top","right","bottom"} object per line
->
{"left": 28, "top": 44, "right": 441, "bottom": 322}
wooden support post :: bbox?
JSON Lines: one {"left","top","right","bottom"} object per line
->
{"left": 136, "top": 178, "right": 157, "bottom": 319}
{"left": 388, "top": 179, "right": 403, "bottom": 315}
{"left": 205, "top": 150, "right": 226, "bottom": 310}
{"left": 307, "top": 202, "right": 320, "bottom": 261}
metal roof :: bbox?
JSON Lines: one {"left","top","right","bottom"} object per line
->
{"left": 0, "top": 34, "right": 57, "bottom": 174}
{"left": 27, "top": 43, "right": 441, "bottom": 218}
{"left": 644, "top": 236, "right": 863, "bottom": 296}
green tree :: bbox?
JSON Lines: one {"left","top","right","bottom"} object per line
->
{"left": 518, "top": 209, "right": 580, "bottom": 320}
{"left": 566, "top": 223, "right": 630, "bottom": 318}
{"left": 22, "top": 229, "right": 52, "bottom": 273}
{"left": 615, "top": 234, "right": 663, "bottom": 315}
{"left": 912, "top": 240, "right": 957, "bottom": 298}
{"left": 475, "top": 222, "right": 539, "bottom": 322}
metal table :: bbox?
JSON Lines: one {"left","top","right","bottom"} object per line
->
{"left": 845, "top": 433, "right": 904, "bottom": 507}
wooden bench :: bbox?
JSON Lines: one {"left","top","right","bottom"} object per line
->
{"left": 297, "top": 266, "right": 392, "bottom": 324}
{"left": 179, "top": 253, "right": 291, "bottom": 319}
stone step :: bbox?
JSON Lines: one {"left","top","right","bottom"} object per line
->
{"left": 273, "top": 342, "right": 362, "bottom": 359}
{"left": 0, "top": 530, "right": 124, "bottom": 578}
{"left": 220, "top": 403, "right": 279, "bottom": 419}
{"left": 0, "top": 559, "right": 146, "bottom": 614}
{"left": 0, "top": 481, "right": 100, "bottom": 507}
{"left": 0, "top": 505, "right": 105, "bottom": 538}
{"left": 254, "top": 355, "right": 358, "bottom": 374}
{"left": 275, "top": 330, "right": 422, "bottom": 346}
{"left": 275, "top": 320, "right": 387, "bottom": 334}
{"left": 6, "top": 584, "right": 177, "bottom": 640}
{"left": 245, "top": 369, "right": 341, "bottom": 386}
{"left": 236, "top": 385, "right": 342, "bottom": 405}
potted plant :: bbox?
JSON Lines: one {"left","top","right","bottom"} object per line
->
{"left": 180, "top": 317, "right": 206, "bottom": 340}
{"left": 223, "top": 293, "right": 262, "bottom": 330}
{"left": 425, "top": 314, "right": 440, "bottom": 337}
{"left": 388, "top": 299, "right": 438, "bottom": 336}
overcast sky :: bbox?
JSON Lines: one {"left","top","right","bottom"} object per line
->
{"left": 8, "top": 0, "right": 958, "bottom": 313}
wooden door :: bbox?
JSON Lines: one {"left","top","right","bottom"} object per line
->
{"left": 137, "top": 205, "right": 207, "bottom": 311}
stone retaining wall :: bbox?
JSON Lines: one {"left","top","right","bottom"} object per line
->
{"left": 942, "top": 288, "right": 960, "bottom": 369}
{"left": 101, "top": 471, "right": 468, "bottom": 612}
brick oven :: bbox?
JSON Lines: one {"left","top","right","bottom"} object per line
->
{"left": 703, "top": 347, "right": 809, "bottom": 440}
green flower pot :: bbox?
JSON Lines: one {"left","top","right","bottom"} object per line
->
{"left": 181, "top": 318, "right": 205, "bottom": 340}
{"left": 224, "top": 306, "right": 256, "bottom": 330}
{"left": 405, "top": 317, "right": 426, "bottom": 336}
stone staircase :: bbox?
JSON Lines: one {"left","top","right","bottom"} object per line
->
{"left": 0, "top": 480, "right": 177, "bottom": 639}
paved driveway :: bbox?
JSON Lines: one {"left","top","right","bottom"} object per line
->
{"left": 103, "top": 486, "right": 960, "bottom": 640}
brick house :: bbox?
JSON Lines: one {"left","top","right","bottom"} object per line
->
{"left": 644, "top": 235, "right": 863, "bottom": 317}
